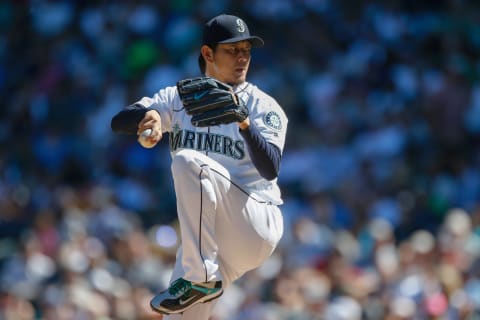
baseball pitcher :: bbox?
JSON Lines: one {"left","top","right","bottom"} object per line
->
{"left": 111, "top": 14, "right": 288, "bottom": 319}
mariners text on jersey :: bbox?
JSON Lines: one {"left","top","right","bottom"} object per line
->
{"left": 169, "top": 124, "right": 245, "bottom": 160}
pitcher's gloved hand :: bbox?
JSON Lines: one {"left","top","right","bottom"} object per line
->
{"left": 177, "top": 77, "right": 249, "bottom": 127}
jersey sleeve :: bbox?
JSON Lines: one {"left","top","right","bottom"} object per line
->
{"left": 131, "top": 86, "right": 179, "bottom": 133}
{"left": 249, "top": 88, "right": 288, "bottom": 153}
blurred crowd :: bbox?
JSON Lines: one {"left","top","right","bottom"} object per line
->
{"left": 1, "top": 0, "right": 480, "bottom": 319}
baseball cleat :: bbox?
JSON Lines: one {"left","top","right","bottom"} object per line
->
{"left": 150, "top": 278, "right": 223, "bottom": 314}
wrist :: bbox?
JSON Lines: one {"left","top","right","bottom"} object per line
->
{"left": 238, "top": 118, "right": 250, "bottom": 131}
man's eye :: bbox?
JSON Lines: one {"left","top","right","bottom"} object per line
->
{"left": 225, "top": 47, "right": 251, "bottom": 55}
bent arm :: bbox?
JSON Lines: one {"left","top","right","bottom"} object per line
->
{"left": 239, "top": 121, "right": 281, "bottom": 181}
{"left": 111, "top": 104, "right": 148, "bottom": 135}
{"left": 111, "top": 104, "right": 163, "bottom": 147}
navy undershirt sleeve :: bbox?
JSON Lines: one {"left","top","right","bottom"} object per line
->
{"left": 111, "top": 104, "right": 162, "bottom": 135}
{"left": 110, "top": 104, "right": 147, "bottom": 135}
{"left": 239, "top": 123, "right": 281, "bottom": 181}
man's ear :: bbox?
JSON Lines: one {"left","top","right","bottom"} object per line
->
{"left": 201, "top": 45, "right": 214, "bottom": 63}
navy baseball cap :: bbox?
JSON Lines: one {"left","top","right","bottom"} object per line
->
{"left": 202, "top": 14, "right": 264, "bottom": 47}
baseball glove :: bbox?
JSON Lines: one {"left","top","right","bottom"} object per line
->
{"left": 177, "top": 77, "right": 249, "bottom": 127}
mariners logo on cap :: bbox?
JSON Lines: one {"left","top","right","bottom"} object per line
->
{"left": 236, "top": 19, "right": 245, "bottom": 32}
{"left": 264, "top": 111, "right": 282, "bottom": 130}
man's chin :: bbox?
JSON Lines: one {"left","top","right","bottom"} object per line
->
{"left": 230, "top": 75, "right": 247, "bottom": 85}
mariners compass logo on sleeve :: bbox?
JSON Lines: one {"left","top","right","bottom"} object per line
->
{"left": 263, "top": 111, "right": 282, "bottom": 130}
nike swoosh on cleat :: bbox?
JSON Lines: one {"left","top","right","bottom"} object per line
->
{"left": 179, "top": 295, "right": 197, "bottom": 306}
{"left": 194, "top": 91, "right": 208, "bottom": 100}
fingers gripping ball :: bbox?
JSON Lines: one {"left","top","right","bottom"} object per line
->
{"left": 138, "top": 128, "right": 155, "bottom": 148}
{"left": 177, "top": 77, "right": 249, "bottom": 127}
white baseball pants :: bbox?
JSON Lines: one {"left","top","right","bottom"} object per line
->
{"left": 163, "top": 149, "right": 283, "bottom": 320}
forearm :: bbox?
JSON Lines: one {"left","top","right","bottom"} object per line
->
{"left": 239, "top": 122, "right": 281, "bottom": 180}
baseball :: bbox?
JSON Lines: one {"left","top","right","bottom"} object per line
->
{"left": 138, "top": 128, "right": 155, "bottom": 148}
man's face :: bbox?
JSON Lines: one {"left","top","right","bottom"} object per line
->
{"left": 208, "top": 41, "right": 252, "bottom": 85}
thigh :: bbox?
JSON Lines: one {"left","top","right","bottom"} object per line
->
{"left": 215, "top": 197, "right": 284, "bottom": 286}
{"left": 195, "top": 155, "right": 284, "bottom": 284}
{"left": 171, "top": 150, "right": 284, "bottom": 284}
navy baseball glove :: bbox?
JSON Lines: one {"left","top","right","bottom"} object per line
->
{"left": 177, "top": 77, "right": 249, "bottom": 127}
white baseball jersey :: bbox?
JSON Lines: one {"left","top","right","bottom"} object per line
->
{"left": 135, "top": 81, "right": 288, "bottom": 205}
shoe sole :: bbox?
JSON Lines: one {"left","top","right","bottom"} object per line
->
{"left": 150, "top": 289, "right": 224, "bottom": 315}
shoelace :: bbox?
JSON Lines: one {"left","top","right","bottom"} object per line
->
{"left": 168, "top": 278, "right": 191, "bottom": 296}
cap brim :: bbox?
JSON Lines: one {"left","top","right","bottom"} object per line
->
{"left": 218, "top": 35, "right": 264, "bottom": 47}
